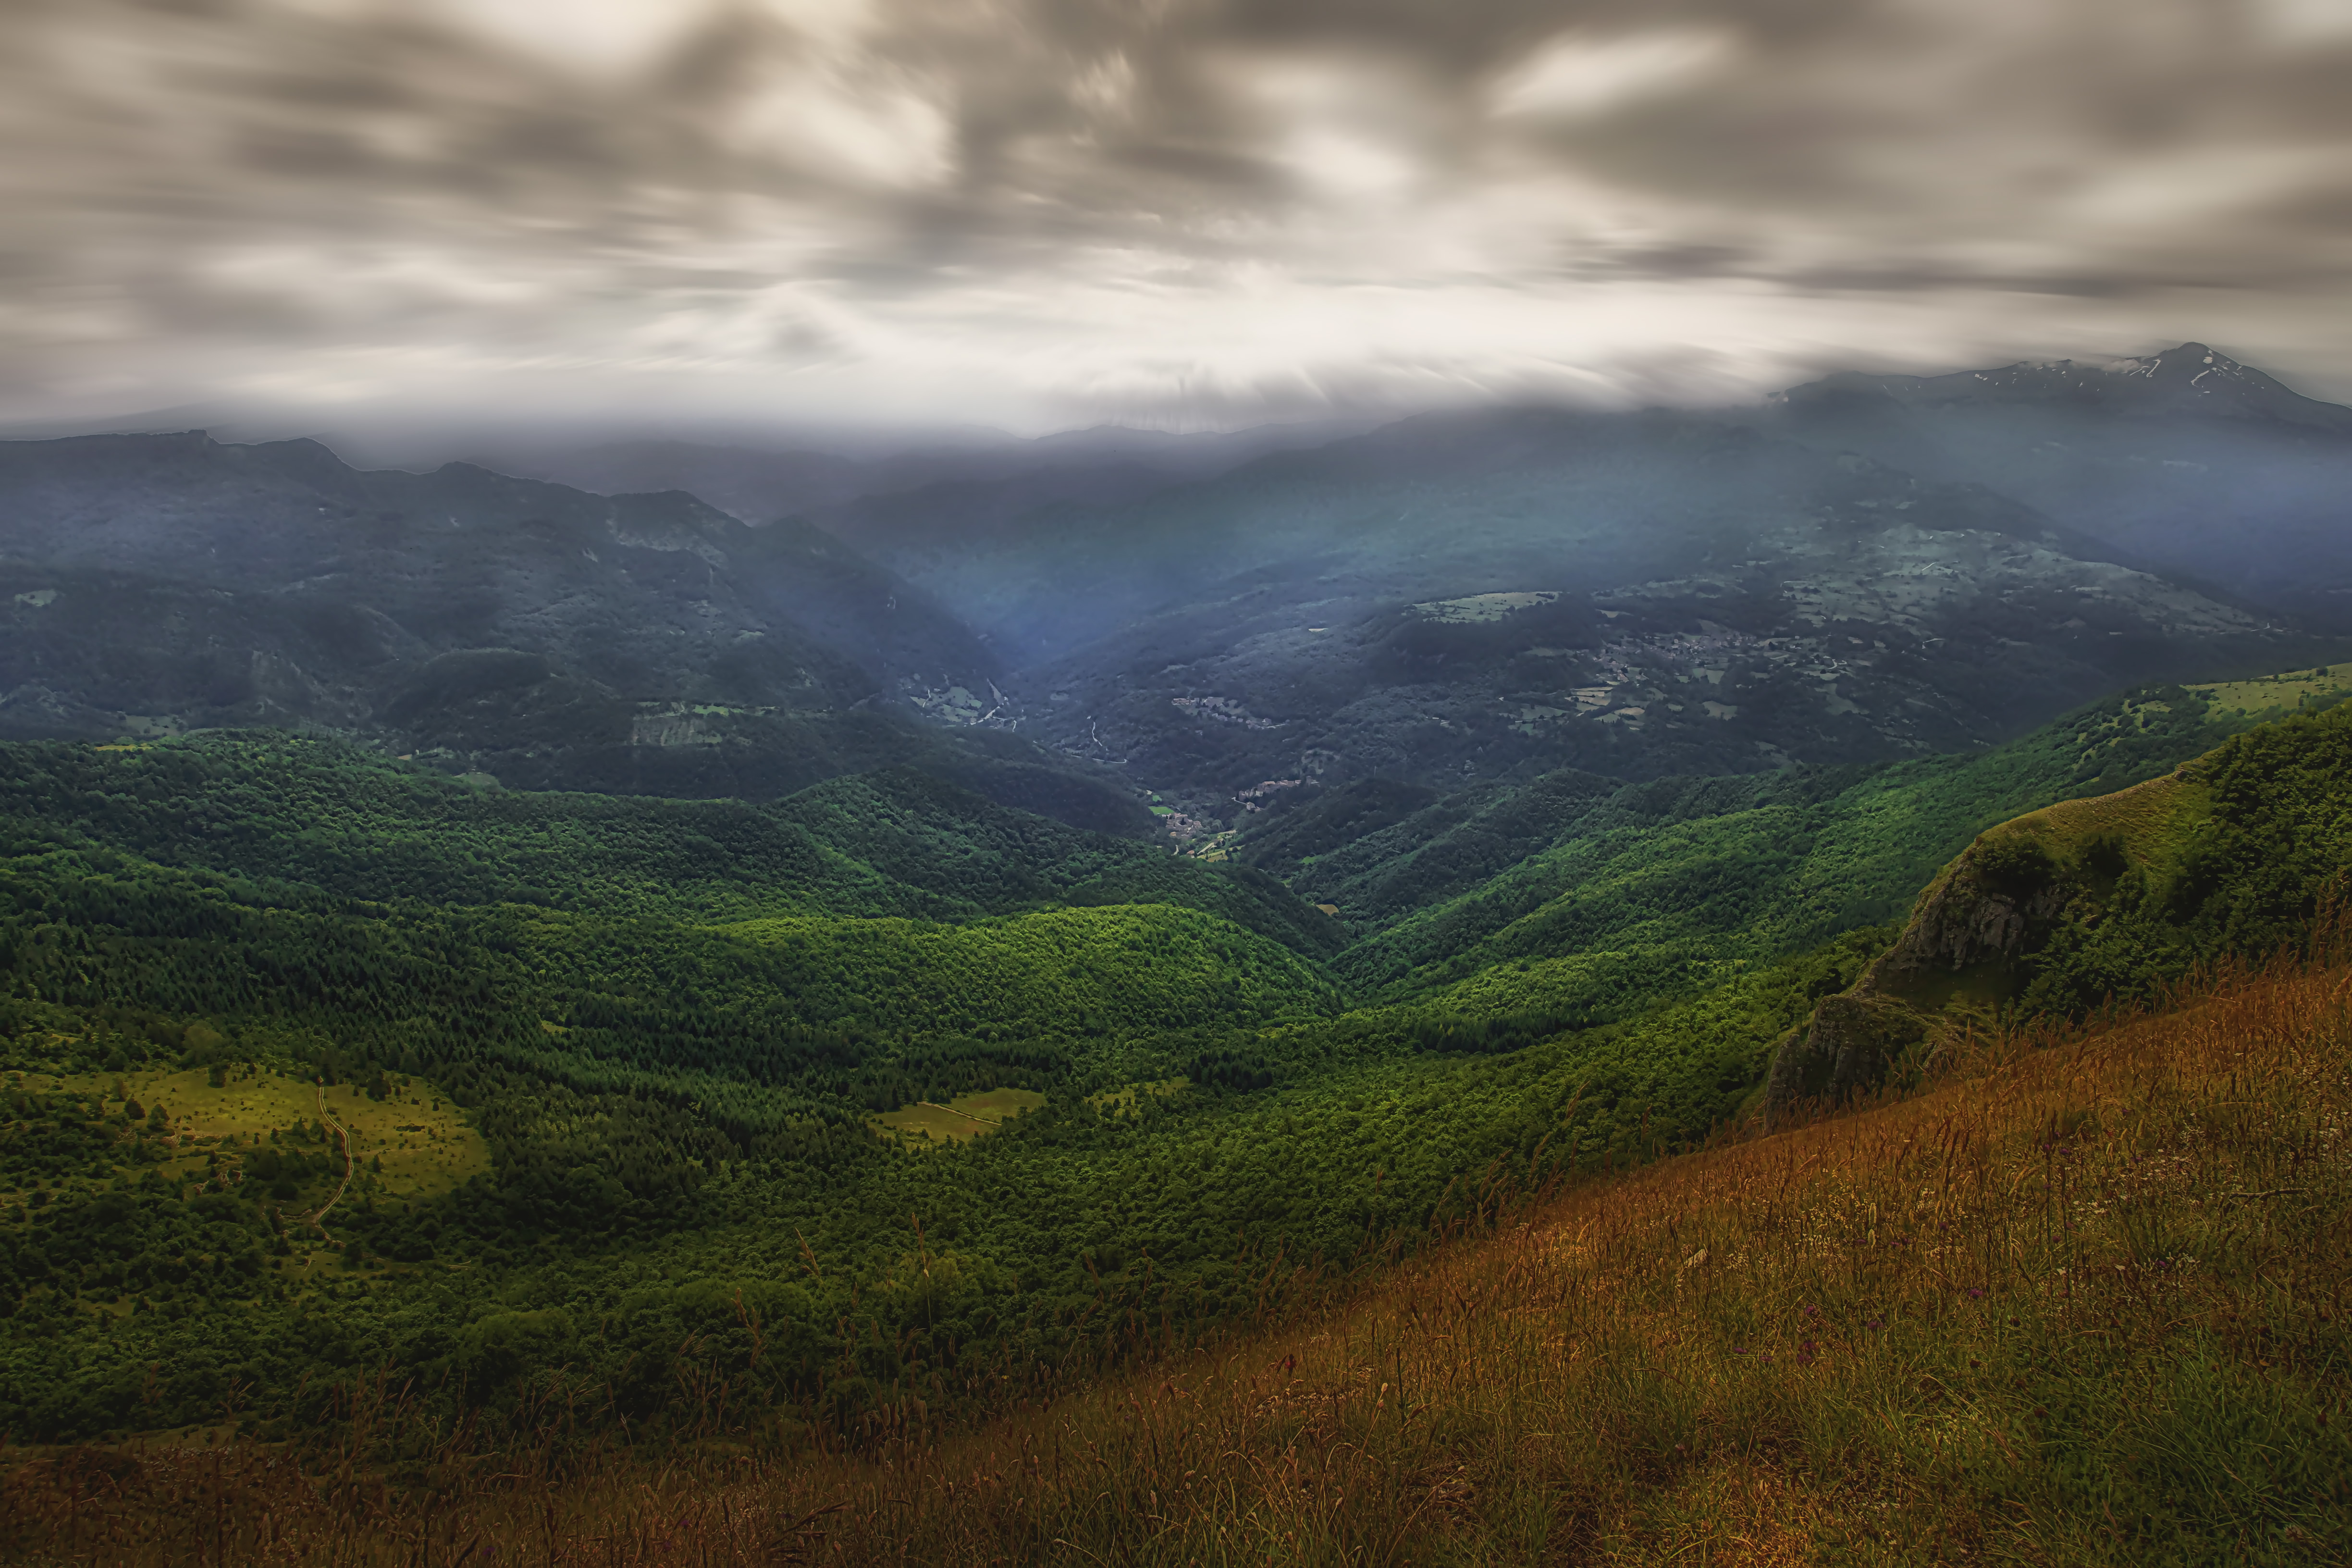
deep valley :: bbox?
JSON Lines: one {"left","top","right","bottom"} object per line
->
{"left": 1, "top": 346, "right": 2349, "bottom": 1565}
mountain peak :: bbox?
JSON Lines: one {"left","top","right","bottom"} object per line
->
{"left": 2030, "top": 343, "right": 2350, "bottom": 429}
{"left": 1778, "top": 343, "right": 2352, "bottom": 434}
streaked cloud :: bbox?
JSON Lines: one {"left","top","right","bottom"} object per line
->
{"left": 1, "top": 0, "right": 2347, "bottom": 440}
{"left": 1491, "top": 28, "right": 1738, "bottom": 121}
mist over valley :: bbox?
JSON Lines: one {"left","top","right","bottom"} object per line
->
{"left": 5, "top": 0, "right": 2352, "bottom": 1556}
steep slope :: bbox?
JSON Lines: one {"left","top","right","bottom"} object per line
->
{"left": 15, "top": 924, "right": 2349, "bottom": 1564}
{"left": 1766, "top": 342, "right": 2352, "bottom": 629}
{"left": 1767, "top": 681, "right": 2352, "bottom": 1115}
{"left": 1281, "top": 665, "right": 2352, "bottom": 1034}
{"left": 0, "top": 432, "right": 1147, "bottom": 827}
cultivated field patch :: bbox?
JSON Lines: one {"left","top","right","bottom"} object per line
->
{"left": 16, "top": 1063, "right": 490, "bottom": 1203}
{"left": 870, "top": 1087, "right": 1047, "bottom": 1148}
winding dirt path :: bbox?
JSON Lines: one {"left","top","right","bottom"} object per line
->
{"left": 307, "top": 1081, "right": 355, "bottom": 1240}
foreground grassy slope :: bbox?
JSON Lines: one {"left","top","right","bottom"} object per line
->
{"left": 14, "top": 952, "right": 2345, "bottom": 1565}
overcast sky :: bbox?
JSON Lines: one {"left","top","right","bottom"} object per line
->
{"left": 4, "top": 0, "right": 2350, "bottom": 440}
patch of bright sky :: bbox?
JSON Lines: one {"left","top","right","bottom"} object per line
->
{"left": 432, "top": 0, "right": 710, "bottom": 74}
{"left": 727, "top": 70, "right": 956, "bottom": 189}
{"left": 2253, "top": 0, "right": 2352, "bottom": 46}
{"left": 1490, "top": 28, "right": 1738, "bottom": 121}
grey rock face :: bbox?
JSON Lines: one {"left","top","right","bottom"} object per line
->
{"left": 1764, "top": 832, "right": 2073, "bottom": 1125}
{"left": 1763, "top": 991, "right": 1927, "bottom": 1125}
{"left": 1882, "top": 854, "right": 2072, "bottom": 977}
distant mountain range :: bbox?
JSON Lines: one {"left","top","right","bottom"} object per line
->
{"left": 0, "top": 343, "right": 2343, "bottom": 842}
{"left": 467, "top": 421, "right": 1364, "bottom": 543}
{"left": 1763, "top": 343, "right": 2352, "bottom": 626}
{"left": 0, "top": 432, "right": 1145, "bottom": 831}
{"left": 794, "top": 345, "right": 2347, "bottom": 832}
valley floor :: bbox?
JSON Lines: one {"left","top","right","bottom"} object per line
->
{"left": 7, "top": 953, "right": 2346, "bottom": 1565}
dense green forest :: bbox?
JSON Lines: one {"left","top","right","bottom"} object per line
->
{"left": 0, "top": 673, "right": 2347, "bottom": 1445}
{"left": 0, "top": 741, "right": 1336, "bottom": 950}
{"left": 1255, "top": 676, "right": 2300, "bottom": 1029}
{"left": 2008, "top": 701, "right": 2352, "bottom": 1014}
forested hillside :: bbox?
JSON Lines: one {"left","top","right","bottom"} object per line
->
{"left": 1770, "top": 691, "right": 2352, "bottom": 1114}
{"left": 0, "top": 736, "right": 1327, "bottom": 946}
{"left": 2017, "top": 702, "right": 2352, "bottom": 1008}
{"left": 0, "top": 432, "right": 1176, "bottom": 834}
{"left": 0, "top": 668, "right": 2347, "bottom": 1445}
{"left": 1256, "top": 667, "right": 2351, "bottom": 1031}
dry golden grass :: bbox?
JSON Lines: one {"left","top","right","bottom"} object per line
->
{"left": 7, "top": 960, "right": 2349, "bottom": 1565}
{"left": 955, "top": 1088, "right": 1051, "bottom": 1120}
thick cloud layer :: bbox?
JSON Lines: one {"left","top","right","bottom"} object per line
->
{"left": 4, "top": 0, "right": 2349, "bottom": 435}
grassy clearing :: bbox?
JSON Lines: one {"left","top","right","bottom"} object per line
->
{"left": 7, "top": 960, "right": 2348, "bottom": 1564}
{"left": 2187, "top": 665, "right": 2352, "bottom": 719}
{"left": 8, "top": 1064, "right": 489, "bottom": 1206}
{"left": 869, "top": 1087, "right": 1048, "bottom": 1147}
{"left": 951, "top": 1086, "right": 1049, "bottom": 1120}
{"left": 1993, "top": 765, "right": 2204, "bottom": 865}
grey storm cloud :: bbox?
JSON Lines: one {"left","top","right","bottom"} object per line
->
{"left": 2, "top": 0, "right": 2349, "bottom": 435}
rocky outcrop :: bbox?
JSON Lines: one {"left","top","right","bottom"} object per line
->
{"left": 1762, "top": 991, "right": 1928, "bottom": 1115}
{"left": 1764, "top": 830, "right": 2074, "bottom": 1125}
{"left": 1875, "top": 834, "right": 2073, "bottom": 979}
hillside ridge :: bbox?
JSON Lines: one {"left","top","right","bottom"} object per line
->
{"left": 1766, "top": 681, "right": 2352, "bottom": 1119}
